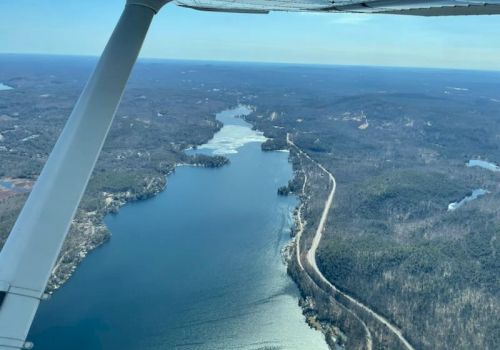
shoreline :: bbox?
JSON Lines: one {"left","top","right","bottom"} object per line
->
{"left": 47, "top": 172, "right": 168, "bottom": 291}
{"left": 283, "top": 135, "right": 416, "bottom": 350}
{"left": 240, "top": 113, "right": 346, "bottom": 349}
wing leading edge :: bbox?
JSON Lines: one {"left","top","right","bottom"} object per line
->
{"left": 175, "top": 0, "right": 500, "bottom": 15}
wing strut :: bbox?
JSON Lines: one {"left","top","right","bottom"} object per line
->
{"left": 0, "top": 1, "right": 168, "bottom": 348}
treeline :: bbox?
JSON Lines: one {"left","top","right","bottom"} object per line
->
{"left": 188, "top": 154, "right": 229, "bottom": 168}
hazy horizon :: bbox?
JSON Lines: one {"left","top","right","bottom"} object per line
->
{"left": 2, "top": 52, "right": 500, "bottom": 73}
{"left": 1, "top": 1, "right": 500, "bottom": 71}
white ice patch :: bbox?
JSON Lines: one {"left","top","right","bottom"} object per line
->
{"left": 447, "top": 86, "right": 469, "bottom": 91}
{"left": 0, "top": 83, "right": 13, "bottom": 91}
{"left": 198, "top": 124, "right": 266, "bottom": 155}
{"left": 467, "top": 159, "right": 500, "bottom": 172}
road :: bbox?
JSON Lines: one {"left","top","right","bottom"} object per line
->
{"left": 287, "top": 133, "right": 414, "bottom": 350}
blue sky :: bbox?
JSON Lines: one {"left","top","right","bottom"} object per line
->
{"left": 1, "top": 0, "right": 500, "bottom": 70}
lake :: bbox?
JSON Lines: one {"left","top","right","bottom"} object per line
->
{"left": 29, "top": 107, "right": 328, "bottom": 350}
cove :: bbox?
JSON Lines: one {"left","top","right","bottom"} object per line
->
{"left": 29, "top": 107, "right": 328, "bottom": 350}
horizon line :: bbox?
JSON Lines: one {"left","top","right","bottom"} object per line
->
{"left": 1, "top": 52, "right": 499, "bottom": 73}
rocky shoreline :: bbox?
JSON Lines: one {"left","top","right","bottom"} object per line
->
{"left": 245, "top": 117, "right": 345, "bottom": 349}
{"left": 47, "top": 174, "right": 167, "bottom": 292}
{"left": 281, "top": 182, "right": 348, "bottom": 350}
{"left": 279, "top": 147, "right": 372, "bottom": 350}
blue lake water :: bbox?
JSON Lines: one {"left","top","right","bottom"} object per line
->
{"left": 29, "top": 107, "right": 328, "bottom": 350}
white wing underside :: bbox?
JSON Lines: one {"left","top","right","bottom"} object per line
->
{"left": 176, "top": 0, "right": 500, "bottom": 15}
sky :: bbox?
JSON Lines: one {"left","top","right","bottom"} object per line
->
{"left": 1, "top": 0, "right": 500, "bottom": 70}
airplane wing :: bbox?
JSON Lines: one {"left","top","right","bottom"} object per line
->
{"left": 175, "top": 0, "right": 500, "bottom": 15}
{"left": 0, "top": 2, "right": 161, "bottom": 349}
